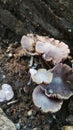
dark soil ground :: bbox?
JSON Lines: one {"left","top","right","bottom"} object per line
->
{"left": 0, "top": 36, "right": 73, "bottom": 130}
{"left": 0, "top": 1, "right": 73, "bottom": 129}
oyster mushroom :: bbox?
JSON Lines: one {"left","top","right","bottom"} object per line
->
{"left": 29, "top": 68, "right": 53, "bottom": 84}
{"left": 32, "top": 85, "right": 63, "bottom": 113}
{"left": 40, "top": 63, "right": 73, "bottom": 99}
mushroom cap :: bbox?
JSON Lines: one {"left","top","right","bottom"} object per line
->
{"left": 0, "top": 90, "right": 6, "bottom": 102}
{"left": 32, "top": 85, "right": 63, "bottom": 113}
{"left": 21, "top": 35, "right": 35, "bottom": 51}
{"left": 40, "top": 63, "right": 73, "bottom": 99}
{"left": 29, "top": 68, "right": 37, "bottom": 76}
{"left": 2, "top": 84, "right": 14, "bottom": 101}
{"left": 0, "top": 84, "right": 14, "bottom": 102}
{"left": 36, "top": 40, "right": 70, "bottom": 64}
{"left": 30, "top": 68, "right": 53, "bottom": 84}
{"left": 21, "top": 34, "right": 70, "bottom": 64}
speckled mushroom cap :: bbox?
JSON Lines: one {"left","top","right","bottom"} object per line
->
{"left": 32, "top": 85, "right": 63, "bottom": 113}
{"left": 40, "top": 63, "right": 73, "bottom": 99}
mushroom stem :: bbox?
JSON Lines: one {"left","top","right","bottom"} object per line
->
{"left": 28, "top": 56, "right": 34, "bottom": 67}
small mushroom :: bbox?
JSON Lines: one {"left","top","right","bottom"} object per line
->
{"left": 21, "top": 35, "right": 35, "bottom": 51}
{"left": 0, "top": 84, "right": 14, "bottom": 102}
{"left": 21, "top": 34, "right": 70, "bottom": 64}
{"left": 29, "top": 68, "right": 53, "bottom": 84}
{"left": 36, "top": 40, "right": 70, "bottom": 64}
{"left": 40, "top": 63, "right": 73, "bottom": 99}
{"left": 32, "top": 85, "right": 63, "bottom": 113}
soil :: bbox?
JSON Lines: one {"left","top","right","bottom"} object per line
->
{"left": 0, "top": 36, "right": 73, "bottom": 130}
{"left": 0, "top": 1, "right": 73, "bottom": 130}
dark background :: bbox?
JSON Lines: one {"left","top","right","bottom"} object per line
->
{"left": 0, "top": 0, "right": 73, "bottom": 52}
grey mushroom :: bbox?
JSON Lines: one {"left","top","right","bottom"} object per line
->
{"left": 32, "top": 85, "right": 63, "bottom": 113}
{"left": 40, "top": 63, "right": 73, "bottom": 99}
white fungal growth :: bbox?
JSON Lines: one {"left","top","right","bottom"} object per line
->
{"left": 0, "top": 84, "right": 14, "bottom": 102}
{"left": 29, "top": 68, "right": 37, "bottom": 76}
{"left": 30, "top": 68, "right": 53, "bottom": 84}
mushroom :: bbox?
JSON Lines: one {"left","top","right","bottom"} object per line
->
{"left": 29, "top": 68, "right": 53, "bottom": 84}
{"left": 21, "top": 34, "right": 70, "bottom": 64}
{"left": 0, "top": 84, "right": 14, "bottom": 102}
{"left": 40, "top": 63, "right": 73, "bottom": 99}
{"left": 32, "top": 85, "right": 63, "bottom": 113}
{"left": 32, "top": 63, "right": 73, "bottom": 113}
{"left": 21, "top": 34, "right": 35, "bottom": 52}
{"left": 36, "top": 40, "right": 70, "bottom": 64}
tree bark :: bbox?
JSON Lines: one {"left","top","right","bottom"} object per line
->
{"left": 0, "top": 0, "right": 73, "bottom": 51}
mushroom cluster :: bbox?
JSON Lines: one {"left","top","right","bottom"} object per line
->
{"left": 21, "top": 34, "right": 70, "bottom": 64}
{"left": 21, "top": 34, "right": 73, "bottom": 113}
{"left": 31, "top": 63, "right": 73, "bottom": 113}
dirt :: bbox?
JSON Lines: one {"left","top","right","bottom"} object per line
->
{"left": 0, "top": 1, "right": 73, "bottom": 129}
{"left": 0, "top": 35, "right": 73, "bottom": 130}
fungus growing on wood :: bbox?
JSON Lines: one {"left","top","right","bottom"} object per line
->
{"left": 32, "top": 85, "right": 63, "bottom": 113}
{"left": 21, "top": 34, "right": 70, "bottom": 64}
{"left": 29, "top": 68, "right": 53, "bottom": 84}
